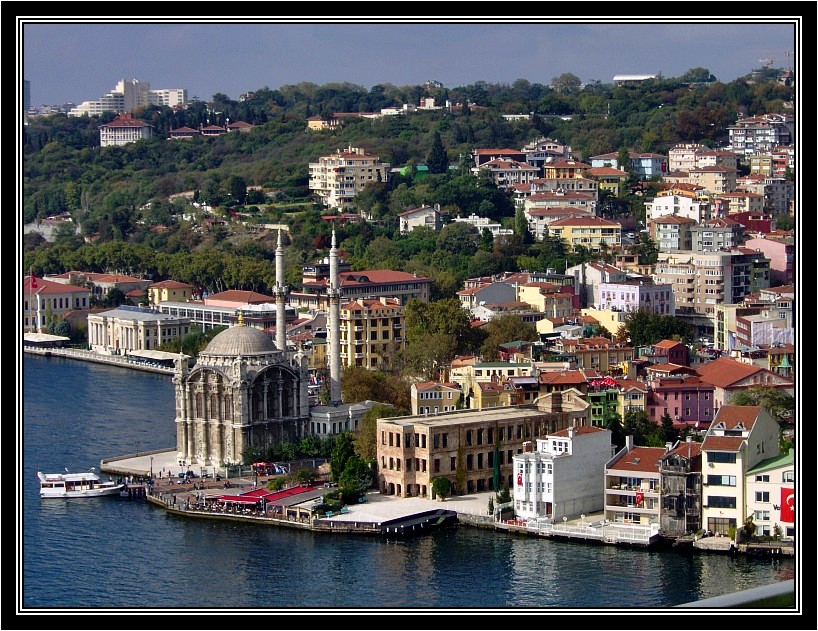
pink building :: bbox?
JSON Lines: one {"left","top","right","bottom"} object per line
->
{"left": 646, "top": 376, "right": 715, "bottom": 430}
{"left": 744, "top": 236, "right": 795, "bottom": 285}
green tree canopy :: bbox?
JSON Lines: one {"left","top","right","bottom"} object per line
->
{"left": 479, "top": 314, "right": 538, "bottom": 361}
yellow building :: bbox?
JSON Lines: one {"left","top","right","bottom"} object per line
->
{"left": 548, "top": 216, "right": 622, "bottom": 253}
{"left": 587, "top": 166, "right": 628, "bottom": 197}
{"left": 148, "top": 279, "right": 195, "bottom": 306}
{"left": 516, "top": 283, "right": 574, "bottom": 318}
{"left": 339, "top": 297, "right": 404, "bottom": 370}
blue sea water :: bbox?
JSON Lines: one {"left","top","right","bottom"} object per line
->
{"left": 19, "top": 353, "right": 795, "bottom": 612}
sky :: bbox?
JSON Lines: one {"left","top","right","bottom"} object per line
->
{"left": 20, "top": 18, "right": 799, "bottom": 107}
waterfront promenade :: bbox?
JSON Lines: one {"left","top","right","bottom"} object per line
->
{"left": 23, "top": 345, "right": 174, "bottom": 375}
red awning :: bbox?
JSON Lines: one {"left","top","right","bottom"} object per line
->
{"left": 218, "top": 495, "right": 261, "bottom": 505}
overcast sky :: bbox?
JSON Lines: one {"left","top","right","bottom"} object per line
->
{"left": 21, "top": 18, "right": 798, "bottom": 107}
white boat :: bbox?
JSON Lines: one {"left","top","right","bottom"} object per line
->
{"left": 37, "top": 470, "right": 126, "bottom": 498}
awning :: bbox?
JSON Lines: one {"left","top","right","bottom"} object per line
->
{"left": 218, "top": 495, "right": 261, "bottom": 505}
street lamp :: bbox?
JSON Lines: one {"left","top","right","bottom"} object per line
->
{"left": 150, "top": 456, "right": 154, "bottom": 479}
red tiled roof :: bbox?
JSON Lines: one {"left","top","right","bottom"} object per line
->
{"left": 23, "top": 276, "right": 88, "bottom": 294}
{"left": 550, "top": 425, "right": 607, "bottom": 437}
{"left": 549, "top": 216, "right": 620, "bottom": 227}
{"left": 609, "top": 447, "right": 665, "bottom": 473}
{"left": 206, "top": 289, "right": 274, "bottom": 303}
{"left": 696, "top": 357, "right": 762, "bottom": 388}
{"left": 701, "top": 435, "right": 745, "bottom": 452}
{"left": 150, "top": 280, "right": 194, "bottom": 289}
{"left": 711, "top": 405, "right": 761, "bottom": 430}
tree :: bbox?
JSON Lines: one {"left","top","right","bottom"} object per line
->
{"left": 431, "top": 476, "right": 452, "bottom": 500}
{"left": 479, "top": 314, "right": 538, "bottom": 361}
{"left": 730, "top": 387, "right": 795, "bottom": 426}
{"left": 355, "top": 404, "right": 402, "bottom": 461}
{"left": 661, "top": 411, "right": 678, "bottom": 444}
{"left": 605, "top": 410, "right": 625, "bottom": 451}
{"left": 338, "top": 456, "right": 373, "bottom": 501}
{"left": 330, "top": 432, "right": 356, "bottom": 483}
{"left": 551, "top": 73, "right": 582, "bottom": 95}
{"left": 426, "top": 130, "right": 449, "bottom": 174}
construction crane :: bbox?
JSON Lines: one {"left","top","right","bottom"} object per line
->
{"left": 755, "top": 50, "right": 793, "bottom": 71}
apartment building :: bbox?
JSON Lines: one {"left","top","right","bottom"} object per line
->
{"left": 472, "top": 158, "right": 540, "bottom": 189}
{"left": 597, "top": 280, "right": 675, "bottom": 315}
{"left": 338, "top": 297, "right": 404, "bottom": 370}
{"left": 645, "top": 188, "right": 712, "bottom": 224}
{"left": 516, "top": 282, "right": 574, "bottom": 318}
{"left": 736, "top": 175, "right": 794, "bottom": 217}
{"left": 727, "top": 113, "right": 793, "bottom": 160}
{"left": 691, "top": 217, "right": 746, "bottom": 252}
{"left": 745, "top": 449, "right": 795, "bottom": 539}
{"left": 398, "top": 205, "right": 442, "bottom": 234}
{"left": 69, "top": 78, "right": 187, "bottom": 116}
{"left": 696, "top": 356, "right": 794, "bottom": 409}
{"left": 588, "top": 151, "right": 668, "bottom": 179}
{"left": 548, "top": 216, "right": 622, "bottom": 253}
{"left": 566, "top": 262, "right": 628, "bottom": 309}
{"left": 658, "top": 437, "right": 703, "bottom": 537}
{"left": 645, "top": 375, "right": 716, "bottom": 429}
{"left": 663, "top": 165, "right": 739, "bottom": 195}
{"left": 308, "top": 146, "right": 391, "bottom": 209}
{"left": 700, "top": 405, "right": 780, "bottom": 536}
{"left": 513, "top": 426, "right": 613, "bottom": 521}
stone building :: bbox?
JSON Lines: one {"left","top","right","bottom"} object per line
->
{"left": 173, "top": 316, "right": 311, "bottom": 467}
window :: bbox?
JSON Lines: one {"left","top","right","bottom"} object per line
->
{"left": 708, "top": 452, "right": 737, "bottom": 464}
{"left": 466, "top": 454, "right": 473, "bottom": 471}
{"left": 443, "top": 433, "right": 448, "bottom": 448}
{"left": 466, "top": 430, "right": 473, "bottom": 446}
{"left": 708, "top": 496, "right": 737, "bottom": 509}
{"left": 707, "top": 475, "right": 736, "bottom": 487}
{"left": 450, "top": 457, "right": 456, "bottom": 472}
{"left": 755, "top": 491, "right": 770, "bottom": 503}
{"left": 433, "top": 434, "right": 440, "bottom": 449}
{"left": 434, "top": 459, "right": 440, "bottom": 473}
{"left": 755, "top": 474, "right": 769, "bottom": 483}
{"left": 782, "top": 470, "right": 794, "bottom": 483}
{"left": 754, "top": 510, "right": 770, "bottom": 521}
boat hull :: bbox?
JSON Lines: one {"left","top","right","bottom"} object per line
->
{"left": 40, "top": 484, "right": 126, "bottom": 498}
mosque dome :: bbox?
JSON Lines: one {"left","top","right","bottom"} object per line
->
{"left": 202, "top": 325, "right": 277, "bottom": 357}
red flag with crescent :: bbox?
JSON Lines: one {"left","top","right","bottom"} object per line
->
{"left": 31, "top": 275, "right": 38, "bottom": 289}
{"left": 635, "top": 491, "right": 644, "bottom": 506}
{"left": 780, "top": 487, "right": 794, "bottom": 523}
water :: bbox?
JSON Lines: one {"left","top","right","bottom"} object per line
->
{"left": 20, "top": 354, "right": 794, "bottom": 611}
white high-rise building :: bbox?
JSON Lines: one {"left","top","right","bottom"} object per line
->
{"left": 69, "top": 79, "right": 187, "bottom": 117}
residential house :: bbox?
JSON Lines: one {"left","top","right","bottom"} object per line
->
{"left": 588, "top": 151, "right": 668, "bottom": 179}
{"left": 472, "top": 148, "right": 527, "bottom": 167}
{"left": 586, "top": 166, "right": 628, "bottom": 196}
{"left": 541, "top": 159, "right": 591, "bottom": 180}
{"left": 550, "top": 337, "right": 634, "bottom": 373}
{"left": 696, "top": 356, "right": 794, "bottom": 410}
{"left": 168, "top": 126, "right": 200, "bottom": 139}
{"left": 516, "top": 282, "right": 574, "bottom": 318}
{"left": 23, "top": 275, "right": 92, "bottom": 333}
{"left": 457, "top": 281, "right": 517, "bottom": 313}
{"left": 713, "top": 191, "right": 765, "bottom": 216}
{"left": 744, "top": 235, "right": 794, "bottom": 285}
{"left": 148, "top": 279, "right": 195, "bottom": 306}
{"left": 645, "top": 188, "right": 712, "bottom": 224}
{"left": 473, "top": 158, "right": 539, "bottom": 189}
{"left": 450, "top": 362, "right": 533, "bottom": 408}
{"left": 650, "top": 215, "right": 696, "bottom": 251}
{"left": 453, "top": 214, "right": 514, "bottom": 239}
{"left": 411, "top": 381, "right": 462, "bottom": 416}
{"left": 605, "top": 438, "right": 666, "bottom": 526}
{"left": 597, "top": 279, "right": 675, "bottom": 315}
{"left": 524, "top": 206, "right": 594, "bottom": 241}
{"left": 566, "top": 262, "right": 627, "bottom": 309}
{"left": 642, "top": 339, "right": 689, "bottom": 367}
{"left": 727, "top": 113, "right": 793, "bottom": 160}
{"left": 290, "top": 267, "right": 432, "bottom": 310}
{"left": 745, "top": 449, "right": 795, "bottom": 539}
{"left": 659, "top": 437, "right": 703, "bottom": 537}
{"left": 513, "top": 426, "right": 613, "bottom": 521}
{"left": 663, "top": 165, "right": 739, "bottom": 195}
{"left": 398, "top": 205, "right": 442, "bottom": 234}
{"left": 645, "top": 375, "right": 716, "bottom": 430}
{"left": 700, "top": 405, "right": 780, "bottom": 536}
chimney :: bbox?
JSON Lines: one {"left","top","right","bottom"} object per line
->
{"left": 568, "top": 426, "right": 575, "bottom": 439}
{"left": 523, "top": 441, "right": 533, "bottom": 453}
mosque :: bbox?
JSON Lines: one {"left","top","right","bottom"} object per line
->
{"left": 172, "top": 231, "right": 345, "bottom": 466}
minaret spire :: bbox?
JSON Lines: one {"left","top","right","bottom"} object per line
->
{"left": 275, "top": 229, "right": 287, "bottom": 351}
{"left": 328, "top": 227, "right": 342, "bottom": 404}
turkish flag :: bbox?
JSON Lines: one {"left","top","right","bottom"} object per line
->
{"left": 635, "top": 491, "right": 644, "bottom": 506}
{"left": 780, "top": 487, "right": 794, "bottom": 523}
{"left": 31, "top": 275, "right": 38, "bottom": 288}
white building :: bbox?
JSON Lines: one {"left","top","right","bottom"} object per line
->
{"left": 308, "top": 146, "right": 391, "bottom": 210}
{"left": 645, "top": 190, "right": 712, "bottom": 224}
{"left": 604, "top": 438, "right": 666, "bottom": 526}
{"left": 597, "top": 280, "right": 675, "bottom": 315}
{"left": 98, "top": 113, "right": 154, "bottom": 147}
{"left": 398, "top": 205, "right": 441, "bottom": 234}
{"left": 87, "top": 306, "right": 192, "bottom": 354}
{"left": 453, "top": 214, "right": 514, "bottom": 239}
{"left": 513, "top": 426, "right": 613, "bottom": 521}
{"left": 69, "top": 79, "right": 187, "bottom": 116}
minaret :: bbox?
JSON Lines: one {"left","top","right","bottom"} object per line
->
{"left": 328, "top": 229, "right": 342, "bottom": 404}
{"left": 275, "top": 229, "right": 287, "bottom": 352}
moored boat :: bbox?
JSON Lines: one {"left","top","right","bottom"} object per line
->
{"left": 37, "top": 470, "right": 125, "bottom": 498}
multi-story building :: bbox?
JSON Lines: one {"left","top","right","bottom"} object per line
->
{"left": 23, "top": 275, "right": 91, "bottom": 333}
{"left": 653, "top": 250, "right": 770, "bottom": 323}
{"left": 411, "top": 381, "right": 462, "bottom": 416}
{"left": 588, "top": 151, "right": 668, "bottom": 179}
{"left": 566, "top": 262, "right": 627, "bottom": 309}
{"left": 645, "top": 188, "right": 712, "bottom": 224}
{"left": 524, "top": 206, "right": 594, "bottom": 241}
{"left": 613, "top": 378, "right": 648, "bottom": 417}
{"left": 645, "top": 375, "right": 716, "bottom": 429}
{"left": 513, "top": 177, "right": 600, "bottom": 208}
{"left": 604, "top": 438, "right": 666, "bottom": 526}
{"left": 541, "top": 159, "right": 591, "bottom": 180}
{"left": 696, "top": 356, "right": 794, "bottom": 410}
{"left": 727, "top": 113, "right": 794, "bottom": 160}
{"left": 453, "top": 214, "right": 514, "bottom": 239}
{"left": 668, "top": 144, "right": 738, "bottom": 172}
{"left": 450, "top": 362, "right": 533, "bottom": 408}
{"left": 650, "top": 215, "right": 696, "bottom": 251}
{"left": 457, "top": 281, "right": 517, "bottom": 312}
{"left": 308, "top": 146, "right": 391, "bottom": 209}
{"left": 98, "top": 113, "right": 154, "bottom": 147}
{"left": 290, "top": 266, "right": 432, "bottom": 310}
{"left": 550, "top": 337, "right": 634, "bottom": 373}
{"left": 472, "top": 157, "right": 540, "bottom": 189}
{"left": 597, "top": 280, "right": 675, "bottom": 315}
{"left": 148, "top": 280, "right": 195, "bottom": 306}
{"left": 700, "top": 405, "right": 780, "bottom": 536}
{"left": 87, "top": 305, "right": 192, "bottom": 354}
{"left": 472, "top": 148, "right": 527, "bottom": 167}
{"left": 46, "top": 271, "right": 152, "bottom": 304}
{"left": 713, "top": 191, "right": 765, "bottom": 217}
{"left": 69, "top": 79, "right": 187, "bottom": 116}
{"left": 516, "top": 283, "right": 574, "bottom": 318}
{"left": 513, "top": 426, "right": 613, "bottom": 521}
{"left": 376, "top": 402, "right": 588, "bottom": 498}
{"left": 662, "top": 165, "right": 739, "bottom": 195}
{"left": 586, "top": 167, "right": 628, "bottom": 196}
{"left": 658, "top": 437, "right": 703, "bottom": 537}
{"left": 690, "top": 217, "right": 746, "bottom": 252}
{"left": 520, "top": 137, "right": 573, "bottom": 171}
{"left": 547, "top": 216, "right": 622, "bottom": 253}
{"left": 745, "top": 448, "right": 795, "bottom": 539}
{"left": 338, "top": 297, "right": 405, "bottom": 370}
{"left": 736, "top": 175, "right": 794, "bottom": 217}
{"left": 744, "top": 236, "right": 794, "bottom": 285}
